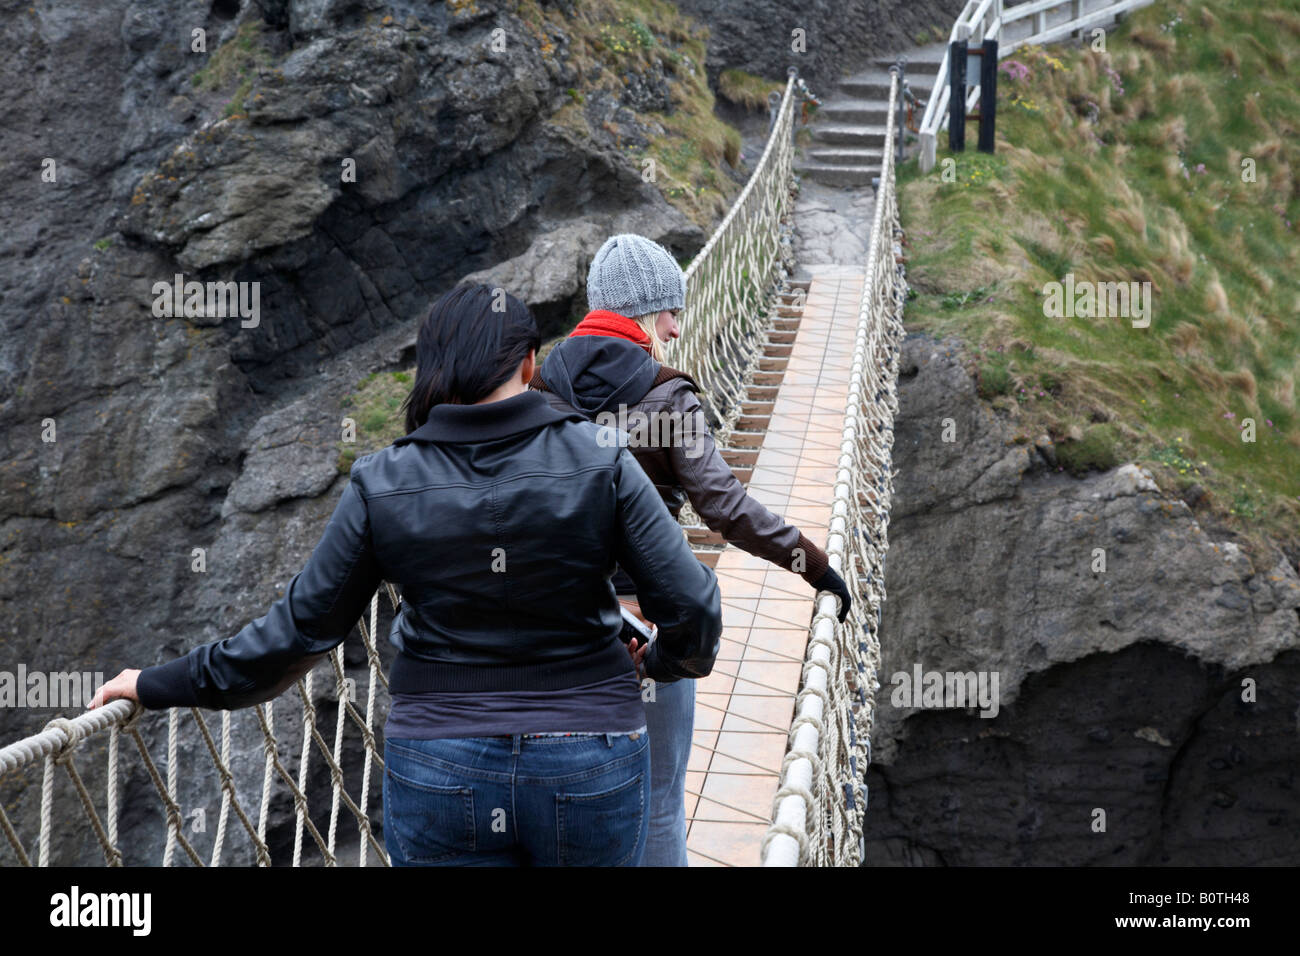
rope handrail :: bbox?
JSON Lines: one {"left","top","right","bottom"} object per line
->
{"left": 0, "top": 584, "right": 398, "bottom": 867}
{"left": 917, "top": 0, "right": 1155, "bottom": 171}
{"left": 0, "top": 72, "right": 810, "bottom": 867}
{"left": 672, "top": 70, "right": 800, "bottom": 441}
{"left": 761, "top": 65, "right": 908, "bottom": 867}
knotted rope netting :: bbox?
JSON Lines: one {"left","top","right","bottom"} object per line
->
{"left": 673, "top": 70, "right": 801, "bottom": 445}
{"left": 0, "top": 585, "right": 398, "bottom": 866}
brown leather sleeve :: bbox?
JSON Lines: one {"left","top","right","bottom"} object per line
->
{"left": 663, "top": 382, "right": 829, "bottom": 585}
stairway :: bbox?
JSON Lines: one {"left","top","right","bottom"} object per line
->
{"left": 685, "top": 280, "right": 809, "bottom": 562}
{"left": 796, "top": 43, "right": 948, "bottom": 187}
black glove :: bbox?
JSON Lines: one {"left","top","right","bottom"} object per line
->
{"left": 812, "top": 567, "right": 852, "bottom": 624}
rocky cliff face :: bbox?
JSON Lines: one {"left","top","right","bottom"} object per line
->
{"left": 0, "top": 0, "right": 710, "bottom": 864}
{"left": 863, "top": 336, "right": 1300, "bottom": 865}
{"left": 675, "top": 0, "right": 966, "bottom": 89}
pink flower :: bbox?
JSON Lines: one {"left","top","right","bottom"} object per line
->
{"left": 1000, "top": 60, "right": 1031, "bottom": 81}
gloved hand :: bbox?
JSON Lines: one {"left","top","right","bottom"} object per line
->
{"left": 812, "top": 567, "right": 852, "bottom": 623}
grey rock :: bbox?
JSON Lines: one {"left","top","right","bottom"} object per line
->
{"left": 223, "top": 398, "right": 344, "bottom": 516}
{"left": 0, "top": 0, "right": 714, "bottom": 864}
{"left": 863, "top": 334, "right": 1300, "bottom": 865}
{"left": 674, "top": 0, "right": 968, "bottom": 90}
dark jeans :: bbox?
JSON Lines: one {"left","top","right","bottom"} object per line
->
{"left": 640, "top": 676, "right": 694, "bottom": 866}
{"left": 383, "top": 732, "right": 650, "bottom": 866}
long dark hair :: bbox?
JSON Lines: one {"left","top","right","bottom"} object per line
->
{"left": 402, "top": 284, "right": 540, "bottom": 432}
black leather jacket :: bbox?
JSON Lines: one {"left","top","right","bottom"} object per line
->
{"left": 136, "top": 390, "right": 723, "bottom": 710}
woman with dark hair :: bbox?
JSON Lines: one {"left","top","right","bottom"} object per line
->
{"left": 532, "top": 235, "right": 853, "bottom": 867}
{"left": 90, "top": 283, "right": 723, "bottom": 867}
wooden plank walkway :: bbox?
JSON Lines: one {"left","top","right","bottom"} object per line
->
{"left": 685, "top": 266, "right": 866, "bottom": 866}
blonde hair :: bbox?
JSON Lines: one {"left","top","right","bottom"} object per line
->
{"left": 633, "top": 312, "right": 668, "bottom": 362}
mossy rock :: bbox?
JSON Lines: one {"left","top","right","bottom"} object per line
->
{"left": 1055, "top": 423, "right": 1121, "bottom": 476}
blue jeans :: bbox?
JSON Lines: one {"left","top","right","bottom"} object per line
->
{"left": 383, "top": 733, "right": 649, "bottom": 866}
{"left": 640, "top": 677, "right": 695, "bottom": 866}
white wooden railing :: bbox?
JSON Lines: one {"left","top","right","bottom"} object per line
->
{"left": 917, "top": 0, "right": 1156, "bottom": 171}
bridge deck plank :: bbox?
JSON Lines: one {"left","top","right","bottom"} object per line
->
{"left": 685, "top": 269, "right": 865, "bottom": 866}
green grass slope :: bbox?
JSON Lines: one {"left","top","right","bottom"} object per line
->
{"left": 899, "top": 0, "right": 1300, "bottom": 554}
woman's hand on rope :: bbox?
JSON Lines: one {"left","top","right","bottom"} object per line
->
{"left": 812, "top": 567, "right": 852, "bottom": 624}
{"left": 88, "top": 669, "right": 140, "bottom": 710}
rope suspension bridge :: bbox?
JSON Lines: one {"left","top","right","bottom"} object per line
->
{"left": 0, "top": 58, "right": 911, "bottom": 868}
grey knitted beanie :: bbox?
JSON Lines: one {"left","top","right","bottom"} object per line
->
{"left": 586, "top": 234, "right": 686, "bottom": 317}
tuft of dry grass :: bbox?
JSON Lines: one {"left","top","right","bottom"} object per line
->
{"left": 717, "top": 68, "right": 780, "bottom": 112}
{"left": 1226, "top": 368, "right": 1259, "bottom": 402}
{"left": 1271, "top": 374, "right": 1296, "bottom": 409}
{"left": 1262, "top": 8, "right": 1300, "bottom": 36}
{"left": 1204, "top": 278, "right": 1229, "bottom": 315}
{"left": 1130, "top": 26, "right": 1176, "bottom": 54}
{"left": 1169, "top": 322, "right": 1203, "bottom": 358}
{"left": 1156, "top": 115, "right": 1188, "bottom": 149}
{"left": 1089, "top": 234, "right": 1117, "bottom": 256}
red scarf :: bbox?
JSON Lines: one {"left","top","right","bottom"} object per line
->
{"left": 569, "top": 310, "right": 652, "bottom": 352}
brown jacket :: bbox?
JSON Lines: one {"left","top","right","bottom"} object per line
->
{"left": 529, "top": 363, "right": 830, "bottom": 590}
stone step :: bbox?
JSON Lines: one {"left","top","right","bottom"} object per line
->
{"left": 795, "top": 162, "right": 879, "bottom": 187}
{"left": 819, "top": 102, "right": 892, "bottom": 126}
{"left": 806, "top": 146, "right": 885, "bottom": 167}
{"left": 839, "top": 70, "right": 935, "bottom": 99}
{"left": 736, "top": 413, "right": 771, "bottom": 431}
{"left": 741, "top": 400, "right": 775, "bottom": 415}
{"left": 722, "top": 448, "right": 759, "bottom": 468}
{"left": 874, "top": 45, "right": 947, "bottom": 74}
{"left": 727, "top": 429, "right": 766, "bottom": 449}
{"left": 785, "top": 279, "right": 812, "bottom": 291}
{"left": 686, "top": 526, "right": 727, "bottom": 548}
{"left": 806, "top": 124, "right": 889, "bottom": 146}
